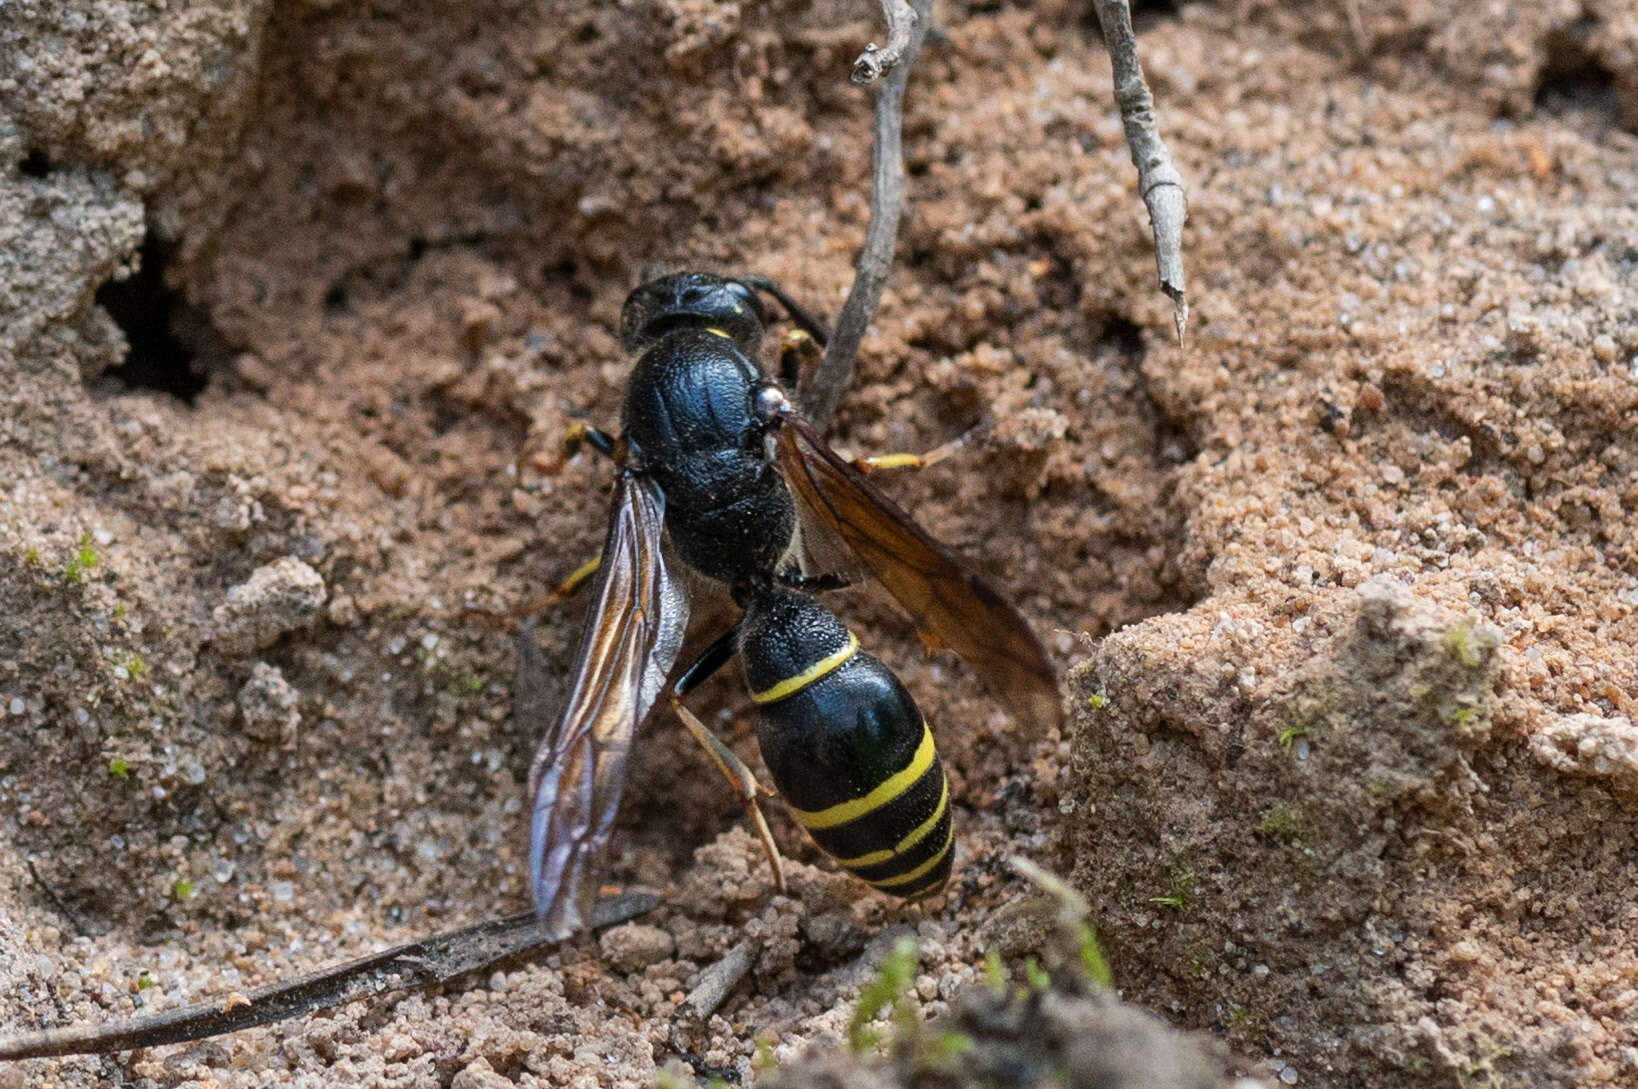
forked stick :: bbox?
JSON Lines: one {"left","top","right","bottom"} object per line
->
{"left": 803, "top": 0, "right": 932, "bottom": 430}
{"left": 815, "top": 0, "right": 1190, "bottom": 430}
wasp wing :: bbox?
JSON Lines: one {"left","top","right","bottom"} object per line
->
{"left": 525, "top": 474, "right": 687, "bottom": 939}
{"left": 775, "top": 416, "right": 1060, "bottom": 733}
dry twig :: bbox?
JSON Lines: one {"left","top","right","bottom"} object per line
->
{"left": 679, "top": 939, "right": 757, "bottom": 1023}
{"left": 814, "top": 0, "right": 1188, "bottom": 426}
{"left": 849, "top": 0, "right": 919, "bottom": 86}
{"left": 1090, "top": 0, "right": 1190, "bottom": 346}
{"left": 802, "top": 0, "right": 931, "bottom": 430}
{"left": 0, "top": 893, "right": 658, "bottom": 1062}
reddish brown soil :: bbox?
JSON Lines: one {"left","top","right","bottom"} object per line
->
{"left": 1, "top": 1, "right": 1635, "bottom": 1086}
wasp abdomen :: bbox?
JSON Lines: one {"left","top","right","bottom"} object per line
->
{"left": 741, "top": 591, "right": 953, "bottom": 899}
{"left": 783, "top": 710, "right": 953, "bottom": 898}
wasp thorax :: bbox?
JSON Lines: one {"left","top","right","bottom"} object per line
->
{"left": 620, "top": 273, "right": 765, "bottom": 354}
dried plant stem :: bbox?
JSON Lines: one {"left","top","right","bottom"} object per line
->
{"left": 850, "top": 0, "right": 918, "bottom": 86}
{"left": 1090, "top": 0, "right": 1190, "bottom": 346}
{"left": 803, "top": 0, "right": 931, "bottom": 430}
{"left": 0, "top": 894, "right": 658, "bottom": 1061}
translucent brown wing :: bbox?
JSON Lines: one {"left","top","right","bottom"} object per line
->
{"left": 525, "top": 474, "right": 687, "bottom": 939}
{"left": 776, "top": 416, "right": 1060, "bottom": 733}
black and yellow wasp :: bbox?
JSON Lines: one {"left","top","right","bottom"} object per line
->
{"left": 525, "top": 271, "right": 1060, "bottom": 938}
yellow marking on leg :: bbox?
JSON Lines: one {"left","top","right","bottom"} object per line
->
{"left": 858, "top": 453, "right": 926, "bottom": 472}
{"left": 854, "top": 431, "right": 972, "bottom": 475}
{"left": 867, "top": 818, "right": 954, "bottom": 889}
{"left": 788, "top": 723, "right": 935, "bottom": 830}
{"left": 557, "top": 555, "right": 602, "bottom": 598}
{"left": 749, "top": 633, "right": 859, "bottom": 705}
{"left": 832, "top": 776, "right": 949, "bottom": 869}
{"left": 463, "top": 554, "right": 602, "bottom": 622}
{"left": 704, "top": 326, "right": 734, "bottom": 340}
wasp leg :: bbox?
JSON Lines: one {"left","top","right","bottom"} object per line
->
{"left": 468, "top": 419, "right": 615, "bottom": 623}
{"left": 563, "top": 421, "right": 617, "bottom": 461}
{"left": 777, "top": 328, "right": 823, "bottom": 392}
{"left": 854, "top": 432, "right": 973, "bottom": 475}
{"left": 671, "top": 626, "right": 787, "bottom": 893}
{"left": 463, "top": 555, "right": 602, "bottom": 623}
{"left": 737, "top": 274, "right": 831, "bottom": 348}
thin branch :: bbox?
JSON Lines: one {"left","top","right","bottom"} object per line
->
{"left": 1091, "top": 0, "right": 1189, "bottom": 347}
{"left": 801, "top": 0, "right": 932, "bottom": 431}
{"left": 26, "top": 858, "right": 90, "bottom": 940}
{"left": 850, "top": 0, "right": 918, "bottom": 86}
{"left": 0, "top": 893, "right": 659, "bottom": 1061}
{"left": 679, "top": 939, "right": 756, "bottom": 1021}
{"left": 666, "top": 939, "right": 758, "bottom": 1057}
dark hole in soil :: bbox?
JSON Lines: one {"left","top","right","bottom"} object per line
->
{"left": 19, "top": 148, "right": 51, "bottom": 178}
{"left": 323, "top": 282, "right": 350, "bottom": 314}
{"left": 1534, "top": 20, "right": 1621, "bottom": 124}
{"left": 1074, "top": 0, "right": 1195, "bottom": 47}
{"left": 94, "top": 233, "right": 216, "bottom": 403}
{"left": 1082, "top": 0, "right": 1188, "bottom": 32}
{"left": 1097, "top": 312, "right": 1199, "bottom": 469}
{"left": 1100, "top": 312, "right": 1146, "bottom": 362}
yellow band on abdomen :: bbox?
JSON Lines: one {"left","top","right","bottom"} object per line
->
{"left": 868, "top": 818, "right": 954, "bottom": 889}
{"left": 832, "top": 776, "right": 949, "bottom": 869}
{"left": 788, "top": 721, "right": 935, "bottom": 830}
{"left": 749, "top": 633, "right": 859, "bottom": 705}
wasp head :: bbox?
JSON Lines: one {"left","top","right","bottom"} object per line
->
{"left": 620, "top": 272, "right": 765, "bottom": 355}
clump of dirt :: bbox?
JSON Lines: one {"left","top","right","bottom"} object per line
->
{"left": 1057, "top": 3, "right": 1638, "bottom": 1085}
{"left": 1, "top": 0, "right": 1636, "bottom": 1087}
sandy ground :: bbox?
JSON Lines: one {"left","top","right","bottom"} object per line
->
{"left": 1, "top": 0, "right": 1636, "bottom": 1086}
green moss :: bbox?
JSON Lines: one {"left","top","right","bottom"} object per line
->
{"left": 1277, "top": 724, "right": 1310, "bottom": 752}
{"left": 1085, "top": 691, "right": 1107, "bottom": 710}
{"left": 1023, "top": 956, "right": 1051, "bottom": 991}
{"left": 172, "top": 878, "right": 195, "bottom": 900}
{"left": 1149, "top": 858, "right": 1198, "bottom": 913}
{"left": 23, "top": 547, "right": 42, "bottom": 568}
{"left": 1223, "top": 1001, "right": 1269, "bottom": 1035}
{"left": 107, "top": 757, "right": 131, "bottom": 780}
{"left": 1258, "top": 804, "right": 1303, "bottom": 840}
{"left": 124, "top": 652, "right": 146, "bottom": 679}
{"left": 848, "top": 936, "right": 919, "bottom": 1052}
{"left": 752, "top": 1033, "right": 777, "bottom": 1074}
{"left": 1077, "top": 923, "right": 1112, "bottom": 988}
{"left": 61, "top": 534, "right": 99, "bottom": 584}
{"left": 983, "top": 948, "right": 1006, "bottom": 991}
{"left": 1443, "top": 624, "right": 1484, "bottom": 668}
{"left": 922, "top": 1030, "right": 974, "bottom": 1065}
